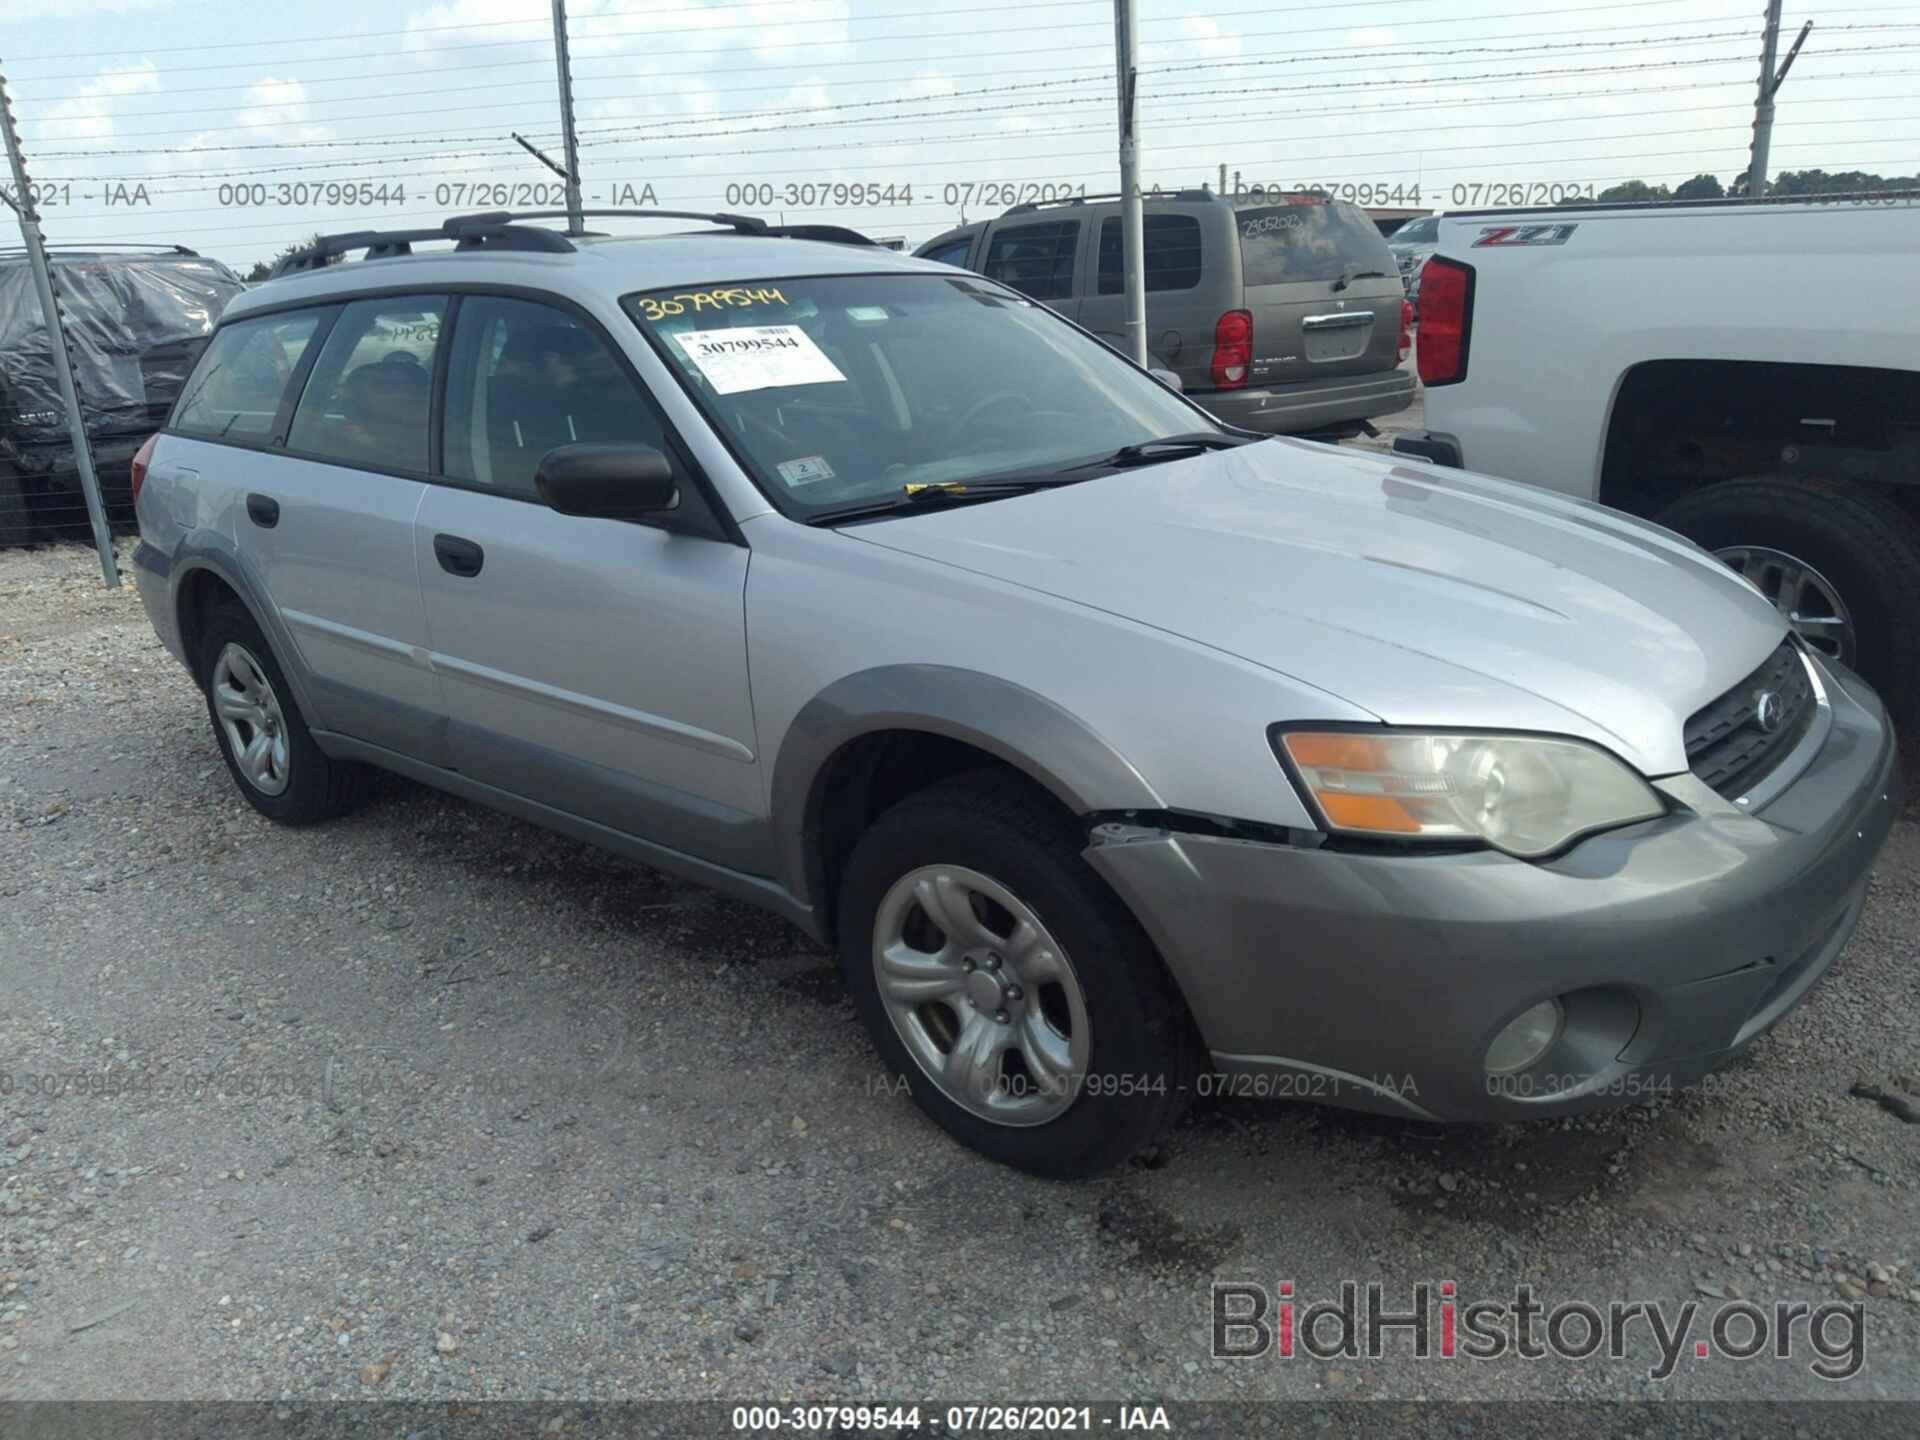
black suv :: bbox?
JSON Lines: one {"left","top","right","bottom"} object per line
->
{"left": 1, "top": 245, "right": 243, "bottom": 541}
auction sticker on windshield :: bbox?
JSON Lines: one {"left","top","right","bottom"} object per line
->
{"left": 671, "top": 324, "right": 846, "bottom": 395}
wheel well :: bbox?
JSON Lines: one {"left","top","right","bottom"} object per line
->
{"left": 174, "top": 568, "right": 244, "bottom": 684}
{"left": 1598, "top": 359, "right": 1920, "bottom": 521}
{"left": 805, "top": 730, "right": 1070, "bottom": 945}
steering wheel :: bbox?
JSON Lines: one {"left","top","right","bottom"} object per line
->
{"left": 956, "top": 390, "right": 1035, "bottom": 435}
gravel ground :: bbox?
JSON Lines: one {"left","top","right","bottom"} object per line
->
{"left": 1, "top": 539, "right": 1918, "bottom": 1415}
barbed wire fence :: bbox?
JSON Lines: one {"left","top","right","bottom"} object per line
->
{"left": 2, "top": 0, "right": 1916, "bottom": 549}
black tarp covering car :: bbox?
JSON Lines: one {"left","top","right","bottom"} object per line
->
{"left": 0, "top": 248, "right": 244, "bottom": 542}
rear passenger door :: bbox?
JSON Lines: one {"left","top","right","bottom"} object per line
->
{"left": 413, "top": 294, "right": 761, "bottom": 870}
{"left": 181, "top": 296, "right": 449, "bottom": 763}
{"left": 1075, "top": 211, "right": 1209, "bottom": 383}
{"left": 978, "top": 218, "right": 1083, "bottom": 320}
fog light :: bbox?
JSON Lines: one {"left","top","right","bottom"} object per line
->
{"left": 1484, "top": 999, "right": 1564, "bottom": 1074}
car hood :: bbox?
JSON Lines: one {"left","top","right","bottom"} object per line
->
{"left": 848, "top": 440, "right": 1786, "bottom": 777}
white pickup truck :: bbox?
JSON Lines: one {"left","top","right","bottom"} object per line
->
{"left": 1393, "top": 194, "right": 1920, "bottom": 713}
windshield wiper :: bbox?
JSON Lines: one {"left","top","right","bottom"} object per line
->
{"left": 1066, "top": 431, "right": 1258, "bottom": 471}
{"left": 1331, "top": 267, "right": 1390, "bottom": 292}
{"left": 807, "top": 477, "right": 1083, "bottom": 526}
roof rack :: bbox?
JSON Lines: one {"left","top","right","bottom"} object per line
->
{"left": 0, "top": 243, "right": 199, "bottom": 256}
{"left": 267, "top": 207, "right": 883, "bottom": 278}
{"left": 758, "top": 223, "right": 876, "bottom": 246}
{"left": 1005, "top": 188, "right": 1218, "bottom": 214}
{"left": 270, "top": 216, "right": 576, "bottom": 276}
{"left": 468, "top": 210, "right": 874, "bottom": 242}
{"left": 449, "top": 208, "right": 771, "bottom": 235}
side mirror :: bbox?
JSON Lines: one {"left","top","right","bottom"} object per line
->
{"left": 1150, "top": 367, "right": 1183, "bottom": 393}
{"left": 536, "top": 442, "right": 679, "bottom": 519}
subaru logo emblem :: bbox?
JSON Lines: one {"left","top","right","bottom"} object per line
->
{"left": 1754, "top": 691, "right": 1785, "bottom": 734}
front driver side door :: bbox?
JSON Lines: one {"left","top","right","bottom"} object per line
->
{"left": 414, "top": 293, "right": 764, "bottom": 873}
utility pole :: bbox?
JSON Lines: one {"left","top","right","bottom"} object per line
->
{"left": 1113, "top": 0, "right": 1146, "bottom": 366}
{"left": 0, "top": 68, "right": 118, "bottom": 585}
{"left": 1748, "top": 4, "right": 1814, "bottom": 198}
{"left": 1218, "top": 162, "right": 1227, "bottom": 198}
{"left": 551, "top": 0, "right": 585, "bottom": 234}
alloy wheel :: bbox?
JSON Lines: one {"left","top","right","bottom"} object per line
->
{"left": 210, "top": 642, "right": 292, "bottom": 796}
{"left": 871, "top": 863, "right": 1090, "bottom": 1126}
{"left": 1715, "top": 545, "right": 1856, "bottom": 667}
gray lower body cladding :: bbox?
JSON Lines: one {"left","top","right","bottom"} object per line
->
{"left": 1087, "top": 664, "right": 1903, "bottom": 1121}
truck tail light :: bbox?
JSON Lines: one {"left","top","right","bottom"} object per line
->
{"left": 1415, "top": 257, "right": 1473, "bottom": 386}
{"left": 1211, "top": 309, "right": 1252, "bottom": 390}
{"left": 1397, "top": 299, "right": 1413, "bottom": 364}
{"left": 130, "top": 433, "right": 158, "bottom": 503}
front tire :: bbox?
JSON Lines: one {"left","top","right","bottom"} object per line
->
{"left": 836, "top": 772, "right": 1196, "bottom": 1178}
{"left": 197, "top": 602, "right": 371, "bottom": 824}
{"left": 1657, "top": 474, "right": 1920, "bottom": 714}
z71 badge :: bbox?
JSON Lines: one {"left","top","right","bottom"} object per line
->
{"left": 1473, "top": 222, "right": 1579, "bottom": 247}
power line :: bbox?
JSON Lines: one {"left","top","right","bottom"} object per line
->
{"left": 34, "top": 57, "right": 1917, "bottom": 164}
{"left": 39, "top": 25, "right": 1846, "bottom": 123}
{"left": 3, "top": 0, "right": 1669, "bottom": 65}
{"left": 13, "top": 1, "right": 1749, "bottom": 94}
{"left": 50, "top": 148, "right": 1920, "bottom": 245}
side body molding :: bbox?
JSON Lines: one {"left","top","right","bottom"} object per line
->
{"left": 770, "top": 664, "right": 1165, "bottom": 914}
{"left": 165, "top": 532, "right": 326, "bottom": 726}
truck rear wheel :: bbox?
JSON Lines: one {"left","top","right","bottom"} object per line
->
{"left": 1657, "top": 474, "right": 1920, "bottom": 715}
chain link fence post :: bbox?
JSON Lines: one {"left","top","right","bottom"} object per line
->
{"left": 0, "top": 65, "right": 121, "bottom": 585}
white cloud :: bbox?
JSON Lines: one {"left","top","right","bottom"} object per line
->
{"left": 35, "top": 61, "right": 161, "bottom": 144}
{"left": 1177, "top": 17, "right": 1242, "bottom": 63}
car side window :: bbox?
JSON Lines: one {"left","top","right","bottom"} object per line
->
{"left": 980, "top": 220, "right": 1079, "bottom": 302}
{"left": 171, "top": 311, "right": 324, "bottom": 441}
{"left": 286, "top": 296, "right": 444, "bottom": 472}
{"left": 920, "top": 237, "right": 975, "bottom": 270}
{"left": 442, "top": 296, "right": 667, "bottom": 500}
{"left": 1096, "top": 214, "right": 1204, "bottom": 295}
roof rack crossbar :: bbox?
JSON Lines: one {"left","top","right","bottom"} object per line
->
{"left": 1006, "top": 188, "right": 1219, "bottom": 214}
{"left": 268, "top": 218, "right": 577, "bottom": 277}
{"left": 0, "top": 243, "right": 198, "bottom": 256}
{"left": 444, "top": 207, "right": 771, "bottom": 235}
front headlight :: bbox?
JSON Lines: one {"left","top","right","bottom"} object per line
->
{"left": 1274, "top": 729, "right": 1665, "bottom": 858}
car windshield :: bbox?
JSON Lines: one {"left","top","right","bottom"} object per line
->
{"left": 625, "top": 273, "right": 1212, "bottom": 516}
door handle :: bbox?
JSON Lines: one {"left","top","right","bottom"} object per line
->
{"left": 245, "top": 493, "right": 279, "bottom": 528}
{"left": 433, "top": 533, "right": 485, "bottom": 578}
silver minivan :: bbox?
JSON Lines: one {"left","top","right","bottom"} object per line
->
{"left": 916, "top": 191, "right": 1414, "bottom": 438}
{"left": 131, "top": 211, "right": 1901, "bottom": 1179}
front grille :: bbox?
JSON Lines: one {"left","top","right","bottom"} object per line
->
{"left": 1683, "top": 639, "right": 1816, "bottom": 800}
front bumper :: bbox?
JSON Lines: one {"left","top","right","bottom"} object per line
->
{"left": 1191, "top": 368, "right": 1415, "bottom": 436}
{"left": 1086, "top": 658, "right": 1903, "bottom": 1121}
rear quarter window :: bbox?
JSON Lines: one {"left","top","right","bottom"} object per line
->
{"left": 171, "top": 310, "right": 325, "bottom": 441}
{"left": 1238, "top": 201, "right": 1397, "bottom": 287}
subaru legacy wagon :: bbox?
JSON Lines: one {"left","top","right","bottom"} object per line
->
{"left": 131, "top": 211, "right": 1902, "bottom": 1177}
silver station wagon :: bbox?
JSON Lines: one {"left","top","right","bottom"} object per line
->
{"left": 131, "top": 210, "right": 1903, "bottom": 1177}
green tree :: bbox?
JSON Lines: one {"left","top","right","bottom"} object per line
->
{"left": 1595, "top": 179, "right": 1672, "bottom": 203}
{"left": 246, "top": 231, "right": 336, "bottom": 283}
{"left": 1673, "top": 173, "right": 1725, "bottom": 200}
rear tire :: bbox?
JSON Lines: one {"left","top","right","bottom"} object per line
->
{"left": 197, "top": 601, "right": 371, "bottom": 824}
{"left": 1657, "top": 474, "right": 1920, "bottom": 715}
{"left": 836, "top": 771, "right": 1197, "bottom": 1178}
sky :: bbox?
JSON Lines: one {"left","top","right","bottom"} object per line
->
{"left": 1, "top": 0, "right": 1915, "bottom": 271}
